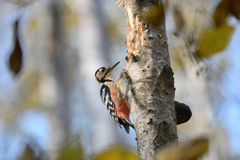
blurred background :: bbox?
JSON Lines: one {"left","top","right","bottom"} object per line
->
{"left": 0, "top": 0, "right": 239, "bottom": 159}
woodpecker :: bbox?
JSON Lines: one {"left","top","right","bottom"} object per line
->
{"left": 95, "top": 61, "right": 134, "bottom": 134}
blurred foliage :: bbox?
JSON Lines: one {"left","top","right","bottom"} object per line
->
{"left": 19, "top": 138, "right": 46, "bottom": 160}
{"left": 20, "top": 144, "right": 41, "bottom": 160}
{"left": 170, "top": 49, "right": 185, "bottom": 70}
{"left": 213, "top": 0, "right": 240, "bottom": 27}
{"left": 58, "top": 136, "right": 84, "bottom": 160}
{"left": 9, "top": 19, "right": 23, "bottom": 76}
{"left": 157, "top": 137, "right": 209, "bottom": 160}
{"left": 174, "top": 0, "right": 240, "bottom": 61}
{"left": 172, "top": 3, "right": 185, "bottom": 36}
{"left": 195, "top": 0, "right": 239, "bottom": 58}
{"left": 94, "top": 146, "right": 139, "bottom": 160}
{"left": 212, "top": 0, "right": 229, "bottom": 27}
{"left": 9, "top": 0, "right": 35, "bottom": 7}
{"left": 162, "top": 0, "right": 169, "bottom": 14}
{"left": 196, "top": 23, "right": 235, "bottom": 58}
{"left": 143, "top": 2, "right": 166, "bottom": 28}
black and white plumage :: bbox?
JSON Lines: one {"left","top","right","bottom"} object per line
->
{"left": 95, "top": 61, "right": 134, "bottom": 134}
{"left": 100, "top": 84, "right": 120, "bottom": 123}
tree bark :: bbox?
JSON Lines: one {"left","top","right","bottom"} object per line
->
{"left": 116, "top": 0, "right": 178, "bottom": 159}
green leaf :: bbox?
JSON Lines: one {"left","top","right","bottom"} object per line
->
{"left": 196, "top": 23, "right": 235, "bottom": 58}
{"left": 94, "top": 146, "right": 139, "bottom": 160}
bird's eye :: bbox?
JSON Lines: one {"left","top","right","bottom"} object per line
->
{"left": 101, "top": 69, "right": 104, "bottom": 72}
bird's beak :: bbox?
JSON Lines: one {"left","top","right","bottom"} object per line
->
{"left": 106, "top": 61, "right": 120, "bottom": 75}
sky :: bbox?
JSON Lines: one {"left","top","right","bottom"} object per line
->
{"left": 220, "top": 21, "right": 240, "bottom": 155}
{"left": 0, "top": 0, "right": 240, "bottom": 159}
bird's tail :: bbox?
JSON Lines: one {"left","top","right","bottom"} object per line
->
{"left": 119, "top": 119, "right": 135, "bottom": 134}
{"left": 122, "top": 123, "right": 130, "bottom": 134}
{"left": 129, "top": 123, "right": 135, "bottom": 130}
{"left": 124, "top": 119, "right": 135, "bottom": 130}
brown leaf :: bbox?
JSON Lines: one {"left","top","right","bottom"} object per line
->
{"left": 196, "top": 23, "right": 235, "bottom": 58}
{"left": 9, "top": 20, "right": 23, "bottom": 76}
{"left": 212, "top": 0, "right": 230, "bottom": 27}
{"left": 229, "top": 0, "right": 240, "bottom": 20}
{"left": 19, "top": 139, "right": 45, "bottom": 160}
{"left": 213, "top": 0, "right": 240, "bottom": 27}
{"left": 20, "top": 145, "right": 40, "bottom": 160}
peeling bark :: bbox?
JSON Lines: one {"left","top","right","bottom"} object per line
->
{"left": 116, "top": 0, "right": 178, "bottom": 159}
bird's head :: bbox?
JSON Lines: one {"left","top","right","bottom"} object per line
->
{"left": 95, "top": 61, "right": 120, "bottom": 84}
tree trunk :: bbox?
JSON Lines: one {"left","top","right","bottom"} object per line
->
{"left": 117, "top": 0, "right": 178, "bottom": 159}
{"left": 48, "top": 1, "right": 71, "bottom": 159}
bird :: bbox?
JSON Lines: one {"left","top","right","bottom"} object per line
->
{"left": 95, "top": 61, "right": 134, "bottom": 133}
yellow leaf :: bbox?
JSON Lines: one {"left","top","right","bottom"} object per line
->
{"left": 58, "top": 136, "right": 84, "bottom": 160}
{"left": 157, "top": 137, "right": 209, "bottom": 160}
{"left": 196, "top": 23, "right": 235, "bottom": 58}
{"left": 143, "top": 4, "right": 165, "bottom": 28}
{"left": 94, "top": 146, "right": 139, "bottom": 160}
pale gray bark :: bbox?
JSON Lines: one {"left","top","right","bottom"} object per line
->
{"left": 117, "top": 0, "right": 178, "bottom": 159}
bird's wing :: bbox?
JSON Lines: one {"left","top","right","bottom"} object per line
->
{"left": 100, "top": 84, "right": 120, "bottom": 124}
